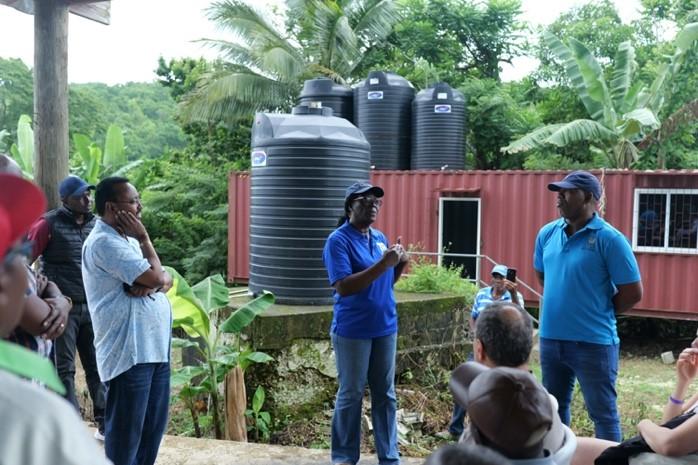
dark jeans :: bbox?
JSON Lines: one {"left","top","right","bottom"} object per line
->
{"left": 105, "top": 362, "right": 170, "bottom": 465}
{"left": 540, "top": 337, "right": 621, "bottom": 442}
{"left": 55, "top": 302, "right": 106, "bottom": 429}
{"left": 448, "top": 352, "right": 473, "bottom": 436}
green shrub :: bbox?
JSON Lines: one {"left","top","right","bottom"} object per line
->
{"left": 396, "top": 257, "right": 478, "bottom": 301}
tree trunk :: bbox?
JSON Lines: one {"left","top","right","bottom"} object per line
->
{"left": 224, "top": 366, "right": 248, "bottom": 441}
{"left": 34, "top": 0, "right": 69, "bottom": 209}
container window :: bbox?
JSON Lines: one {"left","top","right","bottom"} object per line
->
{"left": 633, "top": 189, "right": 698, "bottom": 254}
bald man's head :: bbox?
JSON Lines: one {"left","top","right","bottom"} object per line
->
{"left": 0, "top": 154, "right": 22, "bottom": 176}
{"left": 475, "top": 302, "right": 533, "bottom": 368}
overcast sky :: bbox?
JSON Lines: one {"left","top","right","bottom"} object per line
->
{"left": 0, "top": 0, "right": 643, "bottom": 85}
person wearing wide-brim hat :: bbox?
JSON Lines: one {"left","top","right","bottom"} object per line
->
{"left": 323, "top": 181, "right": 409, "bottom": 465}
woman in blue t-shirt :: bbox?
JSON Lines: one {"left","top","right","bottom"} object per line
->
{"left": 322, "top": 182, "right": 409, "bottom": 465}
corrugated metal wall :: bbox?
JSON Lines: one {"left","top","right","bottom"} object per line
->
{"left": 228, "top": 170, "right": 698, "bottom": 318}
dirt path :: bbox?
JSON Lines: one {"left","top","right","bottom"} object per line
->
{"left": 154, "top": 434, "right": 424, "bottom": 465}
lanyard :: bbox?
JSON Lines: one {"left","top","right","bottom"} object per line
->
{"left": 0, "top": 339, "right": 66, "bottom": 395}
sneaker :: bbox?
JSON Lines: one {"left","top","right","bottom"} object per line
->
{"left": 94, "top": 429, "right": 105, "bottom": 442}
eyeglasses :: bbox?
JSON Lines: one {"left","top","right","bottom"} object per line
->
{"left": 3, "top": 239, "right": 32, "bottom": 269}
{"left": 111, "top": 197, "right": 141, "bottom": 206}
{"left": 353, "top": 196, "right": 383, "bottom": 207}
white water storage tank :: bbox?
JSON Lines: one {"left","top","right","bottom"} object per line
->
{"left": 249, "top": 105, "right": 370, "bottom": 305}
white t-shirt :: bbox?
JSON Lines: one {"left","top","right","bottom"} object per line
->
{"left": 0, "top": 370, "right": 112, "bottom": 465}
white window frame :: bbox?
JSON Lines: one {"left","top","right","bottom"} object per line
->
{"left": 632, "top": 188, "right": 698, "bottom": 255}
{"left": 437, "top": 197, "right": 482, "bottom": 283}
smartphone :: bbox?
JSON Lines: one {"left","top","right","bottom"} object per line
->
{"left": 506, "top": 268, "right": 517, "bottom": 282}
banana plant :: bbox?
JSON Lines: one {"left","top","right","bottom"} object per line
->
{"left": 70, "top": 124, "right": 141, "bottom": 184}
{"left": 9, "top": 114, "right": 34, "bottom": 179}
{"left": 165, "top": 266, "right": 274, "bottom": 439}
{"left": 503, "top": 22, "right": 698, "bottom": 168}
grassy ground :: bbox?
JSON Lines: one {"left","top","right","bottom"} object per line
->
{"left": 164, "top": 339, "right": 693, "bottom": 458}
{"left": 274, "top": 340, "right": 691, "bottom": 458}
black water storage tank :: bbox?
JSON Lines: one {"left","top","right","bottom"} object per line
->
{"left": 354, "top": 71, "right": 414, "bottom": 170}
{"left": 297, "top": 77, "right": 354, "bottom": 122}
{"left": 249, "top": 105, "right": 370, "bottom": 305}
{"left": 412, "top": 82, "right": 466, "bottom": 170}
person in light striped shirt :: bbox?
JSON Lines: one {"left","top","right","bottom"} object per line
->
{"left": 470, "top": 264, "right": 523, "bottom": 328}
{"left": 441, "top": 263, "right": 524, "bottom": 440}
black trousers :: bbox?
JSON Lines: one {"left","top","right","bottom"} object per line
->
{"left": 54, "top": 302, "right": 106, "bottom": 429}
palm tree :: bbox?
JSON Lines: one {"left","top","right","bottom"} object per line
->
{"left": 180, "top": 0, "right": 400, "bottom": 123}
{"left": 502, "top": 22, "right": 698, "bottom": 168}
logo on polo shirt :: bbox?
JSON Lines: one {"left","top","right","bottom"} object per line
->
{"left": 585, "top": 234, "right": 597, "bottom": 250}
{"left": 377, "top": 242, "right": 387, "bottom": 253}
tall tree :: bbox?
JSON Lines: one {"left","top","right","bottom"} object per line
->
{"left": 354, "top": 0, "right": 526, "bottom": 86}
{"left": 534, "top": 0, "right": 636, "bottom": 84}
{"left": 180, "top": 0, "right": 400, "bottom": 123}
{"left": 0, "top": 58, "right": 33, "bottom": 146}
{"left": 503, "top": 23, "right": 698, "bottom": 168}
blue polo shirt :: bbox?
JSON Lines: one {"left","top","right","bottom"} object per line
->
{"left": 534, "top": 214, "right": 641, "bottom": 345}
{"left": 323, "top": 221, "right": 397, "bottom": 339}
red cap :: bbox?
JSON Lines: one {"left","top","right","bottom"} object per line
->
{"left": 0, "top": 174, "right": 46, "bottom": 257}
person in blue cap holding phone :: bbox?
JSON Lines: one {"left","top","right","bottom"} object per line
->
{"left": 443, "top": 263, "right": 523, "bottom": 439}
{"left": 323, "top": 181, "right": 409, "bottom": 465}
{"left": 534, "top": 170, "right": 642, "bottom": 442}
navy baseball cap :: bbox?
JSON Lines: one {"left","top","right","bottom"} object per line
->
{"left": 59, "top": 175, "right": 95, "bottom": 199}
{"left": 344, "top": 182, "right": 384, "bottom": 203}
{"left": 547, "top": 171, "right": 602, "bottom": 200}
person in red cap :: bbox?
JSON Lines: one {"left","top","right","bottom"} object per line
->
{"left": 0, "top": 174, "right": 112, "bottom": 465}
{"left": 0, "top": 155, "right": 71, "bottom": 357}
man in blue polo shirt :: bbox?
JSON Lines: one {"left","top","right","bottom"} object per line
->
{"left": 534, "top": 170, "right": 642, "bottom": 442}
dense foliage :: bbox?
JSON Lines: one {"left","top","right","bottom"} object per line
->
{"left": 0, "top": 57, "right": 186, "bottom": 159}
{"left": 2, "top": 0, "right": 697, "bottom": 282}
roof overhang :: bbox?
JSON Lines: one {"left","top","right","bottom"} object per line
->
{"left": 0, "top": 0, "right": 111, "bottom": 25}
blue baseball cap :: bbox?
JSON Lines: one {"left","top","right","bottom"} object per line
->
{"left": 547, "top": 170, "right": 602, "bottom": 200}
{"left": 59, "top": 175, "right": 95, "bottom": 199}
{"left": 344, "top": 182, "right": 384, "bottom": 203}
{"left": 491, "top": 264, "right": 508, "bottom": 278}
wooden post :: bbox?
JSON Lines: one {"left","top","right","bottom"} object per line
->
{"left": 34, "top": 0, "right": 69, "bottom": 209}
{"left": 224, "top": 366, "right": 248, "bottom": 441}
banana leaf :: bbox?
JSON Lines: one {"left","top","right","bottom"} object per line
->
{"left": 220, "top": 291, "right": 274, "bottom": 334}
{"left": 165, "top": 266, "right": 210, "bottom": 339}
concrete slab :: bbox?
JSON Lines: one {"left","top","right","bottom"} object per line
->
{"left": 154, "top": 434, "right": 425, "bottom": 465}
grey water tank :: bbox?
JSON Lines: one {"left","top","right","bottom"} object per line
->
{"left": 354, "top": 71, "right": 414, "bottom": 170}
{"left": 249, "top": 105, "right": 370, "bottom": 305}
{"left": 297, "top": 77, "right": 354, "bottom": 122}
{"left": 412, "top": 82, "right": 466, "bottom": 170}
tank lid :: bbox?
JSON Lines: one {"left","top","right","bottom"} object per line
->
{"left": 355, "top": 71, "right": 414, "bottom": 89}
{"left": 299, "top": 77, "right": 353, "bottom": 98}
{"left": 415, "top": 81, "right": 465, "bottom": 102}
{"left": 292, "top": 104, "right": 334, "bottom": 116}
{"left": 251, "top": 109, "right": 368, "bottom": 148}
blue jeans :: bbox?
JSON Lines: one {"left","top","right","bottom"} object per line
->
{"left": 540, "top": 338, "right": 621, "bottom": 441}
{"left": 104, "top": 362, "right": 170, "bottom": 465}
{"left": 331, "top": 332, "right": 399, "bottom": 465}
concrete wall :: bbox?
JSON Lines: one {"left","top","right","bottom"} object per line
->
{"left": 243, "top": 292, "right": 470, "bottom": 418}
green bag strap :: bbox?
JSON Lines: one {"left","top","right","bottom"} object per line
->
{"left": 0, "top": 339, "right": 66, "bottom": 395}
